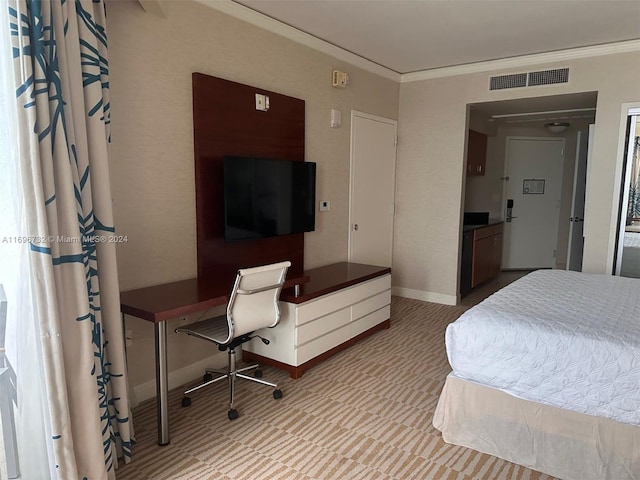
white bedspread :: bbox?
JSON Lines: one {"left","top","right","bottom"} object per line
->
{"left": 446, "top": 269, "right": 640, "bottom": 426}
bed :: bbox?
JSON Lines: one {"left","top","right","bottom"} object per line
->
{"left": 433, "top": 269, "right": 640, "bottom": 480}
{"left": 621, "top": 231, "right": 640, "bottom": 278}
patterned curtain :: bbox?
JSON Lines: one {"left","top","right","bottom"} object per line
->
{"left": 7, "top": 0, "right": 133, "bottom": 478}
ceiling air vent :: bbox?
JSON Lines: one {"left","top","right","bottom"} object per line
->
{"left": 528, "top": 68, "right": 569, "bottom": 86}
{"left": 489, "top": 73, "right": 527, "bottom": 90}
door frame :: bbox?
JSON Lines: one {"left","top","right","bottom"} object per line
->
{"left": 502, "top": 135, "right": 566, "bottom": 269}
{"left": 613, "top": 106, "right": 640, "bottom": 275}
{"left": 348, "top": 110, "right": 398, "bottom": 264}
{"left": 566, "top": 128, "right": 590, "bottom": 271}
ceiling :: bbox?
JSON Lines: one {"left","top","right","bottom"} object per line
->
{"left": 234, "top": 0, "right": 640, "bottom": 74}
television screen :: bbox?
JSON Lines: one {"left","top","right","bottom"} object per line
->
{"left": 223, "top": 156, "right": 316, "bottom": 241}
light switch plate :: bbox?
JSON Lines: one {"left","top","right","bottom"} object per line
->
{"left": 255, "top": 93, "right": 269, "bottom": 111}
{"left": 330, "top": 109, "right": 342, "bottom": 128}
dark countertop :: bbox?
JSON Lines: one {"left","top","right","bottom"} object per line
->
{"left": 281, "top": 262, "right": 391, "bottom": 304}
{"left": 463, "top": 220, "right": 504, "bottom": 232}
{"left": 121, "top": 273, "right": 308, "bottom": 322}
{"left": 121, "top": 263, "right": 390, "bottom": 320}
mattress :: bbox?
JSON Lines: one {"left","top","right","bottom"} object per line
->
{"left": 446, "top": 269, "right": 640, "bottom": 426}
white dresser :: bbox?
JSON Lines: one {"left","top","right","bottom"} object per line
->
{"left": 243, "top": 263, "right": 391, "bottom": 378}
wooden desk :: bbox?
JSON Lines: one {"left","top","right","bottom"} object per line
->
{"left": 120, "top": 274, "right": 306, "bottom": 446}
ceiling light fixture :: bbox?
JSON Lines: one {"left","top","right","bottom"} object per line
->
{"left": 544, "top": 122, "right": 570, "bottom": 133}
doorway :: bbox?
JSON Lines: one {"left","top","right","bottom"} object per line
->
{"left": 348, "top": 111, "right": 397, "bottom": 267}
{"left": 502, "top": 137, "right": 565, "bottom": 269}
{"left": 614, "top": 107, "right": 640, "bottom": 278}
{"left": 462, "top": 92, "right": 597, "bottom": 288}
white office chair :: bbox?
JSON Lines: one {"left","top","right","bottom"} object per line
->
{"left": 0, "top": 284, "right": 20, "bottom": 479}
{"left": 176, "top": 261, "right": 290, "bottom": 420}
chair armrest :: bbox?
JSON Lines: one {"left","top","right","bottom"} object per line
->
{"left": 237, "top": 283, "right": 284, "bottom": 295}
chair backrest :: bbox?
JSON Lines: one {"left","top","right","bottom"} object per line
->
{"left": 228, "top": 261, "right": 291, "bottom": 338}
{"left": 0, "top": 284, "right": 7, "bottom": 367}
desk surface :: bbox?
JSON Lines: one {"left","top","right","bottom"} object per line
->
{"left": 120, "top": 274, "right": 309, "bottom": 323}
{"left": 281, "top": 262, "right": 391, "bottom": 304}
{"left": 120, "top": 264, "right": 389, "bottom": 322}
{"left": 120, "top": 277, "right": 228, "bottom": 323}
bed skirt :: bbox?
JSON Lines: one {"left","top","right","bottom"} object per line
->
{"left": 433, "top": 375, "right": 640, "bottom": 480}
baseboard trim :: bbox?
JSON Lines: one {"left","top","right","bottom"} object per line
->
{"left": 131, "top": 355, "right": 223, "bottom": 407}
{"left": 392, "top": 287, "right": 458, "bottom": 306}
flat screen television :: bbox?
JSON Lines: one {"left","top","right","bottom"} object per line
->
{"left": 223, "top": 156, "right": 316, "bottom": 242}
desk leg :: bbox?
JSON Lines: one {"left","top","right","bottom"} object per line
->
{"left": 154, "top": 321, "right": 170, "bottom": 445}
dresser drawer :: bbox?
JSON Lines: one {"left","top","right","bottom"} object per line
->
{"left": 297, "top": 324, "right": 350, "bottom": 365}
{"left": 296, "top": 307, "right": 350, "bottom": 346}
{"left": 296, "top": 275, "right": 391, "bottom": 326}
{"left": 352, "top": 290, "right": 391, "bottom": 321}
{"left": 351, "top": 305, "right": 390, "bottom": 338}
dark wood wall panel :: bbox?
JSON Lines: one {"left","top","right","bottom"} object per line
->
{"left": 192, "top": 73, "right": 305, "bottom": 283}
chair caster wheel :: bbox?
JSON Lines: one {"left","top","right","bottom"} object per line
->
{"left": 203, "top": 373, "right": 213, "bottom": 382}
{"left": 254, "top": 369, "right": 263, "bottom": 378}
{"left": 181, "top": 397, "right": 191, "bottom": 407}
{"left": 228, "top": 409, "right": 239, "bottom": 420}
{"left": 273, "top": 389, "right": 283, "bottom": 399}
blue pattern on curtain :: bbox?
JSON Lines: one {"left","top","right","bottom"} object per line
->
{"left": 8, "top": 0, "right": 133, "bottom": 477}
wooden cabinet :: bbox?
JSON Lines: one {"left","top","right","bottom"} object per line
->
{"left": 467, "top": 130, "right": 487, "bottom": 176}
{"left": 471, "top": 223, "right": 503, "bottom": 288}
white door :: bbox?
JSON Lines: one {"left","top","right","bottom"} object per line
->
{"left": 567, "top": 129, "right": 590, "bottom": 271}
{"left": 503, "top": 137, "right": 565, "bottom": 269}
{"left": 349, "top": 111, "right": 397, "bottom": 267}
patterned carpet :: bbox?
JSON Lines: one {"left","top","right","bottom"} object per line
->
{"left": 116, "top": 296, "right": 555, "bottom": 480}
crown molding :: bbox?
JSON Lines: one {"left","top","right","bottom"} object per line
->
{"left": 401, "top": 39, "right": 640, "bottom": 83}
{"left": 191, "top": 0, "right": 640, "bottom": 86}
{"left": 194, "top": 0, "right": 401, "bottom": 82}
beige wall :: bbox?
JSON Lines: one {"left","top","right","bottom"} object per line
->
{"left": 395, "top": 51, "right": 640, "bottom": 302}
{"left": 107, "top": 0, "right": 399, "bottom": 398}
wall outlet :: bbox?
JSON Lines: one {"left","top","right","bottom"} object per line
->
{"left": 125, "top": 329, "right": 133, "bottom": 347}
{"left": 319, "top": 200, "right": 330, "bottom": 212}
